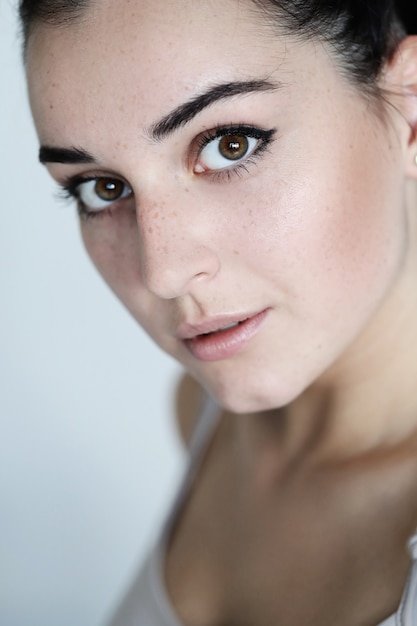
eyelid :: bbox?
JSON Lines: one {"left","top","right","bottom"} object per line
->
{"left": 194, "top": 124, "right": 274, "bottom": 149}
{"left": 59, "top": 172, "right": 129, "bottom": 197}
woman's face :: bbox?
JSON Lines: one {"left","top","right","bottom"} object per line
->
{"left": 27, "top": 0, "right": 409, "bottom": 412}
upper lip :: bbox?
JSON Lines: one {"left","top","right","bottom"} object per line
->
{"left": 177, "top": 310, "right": 264, "bottom": 340}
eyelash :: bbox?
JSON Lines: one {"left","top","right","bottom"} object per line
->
{"left": 193, "top": 124, "right": 276, "bottom": 181}
{"left": 58, "top": 176, "right": 131, "bottom": 221}
{"left": 59, "top": 123, "right": 277, "bottom": 220}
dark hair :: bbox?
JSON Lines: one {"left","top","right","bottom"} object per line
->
{"left": 19, "top": 0, "right": 416, "bottom": 89}
{"left": 19, "top": 0, "right": 89, "bottom": 45}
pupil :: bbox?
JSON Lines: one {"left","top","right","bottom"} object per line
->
{"left": 95, "top": 178, "right": 123, "bottom": 201}
{"left": 219, "top": 135, "right": 249, "bottom": 161}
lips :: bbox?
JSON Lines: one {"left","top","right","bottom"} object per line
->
{"left": 179, "top": 309, "right": 269, "bottom": 362}
{"left": 178, "top": 314, "right": 252, "bottom": 339}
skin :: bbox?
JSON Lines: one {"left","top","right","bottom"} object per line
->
{"left": 26, "top": 1, "right": 417, "bottom": 624}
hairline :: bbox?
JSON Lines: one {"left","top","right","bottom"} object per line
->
{"left": 21, "top": 0, "right": 91, "bottom": 57}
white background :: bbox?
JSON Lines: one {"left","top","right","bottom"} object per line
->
{"left": 0, "top": 2, "right": 184, "bottom": 625}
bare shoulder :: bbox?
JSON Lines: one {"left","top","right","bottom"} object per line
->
{"left": 175, "top": 373, "right": 205, "bottom": 449}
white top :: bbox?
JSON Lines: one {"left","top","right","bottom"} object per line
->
{"left": 107, "top": 396, "right": 417, "bottom": 626}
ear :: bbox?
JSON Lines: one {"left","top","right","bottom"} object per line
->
{"left": 383, "top": 36, "right": 417, "bottom": 179}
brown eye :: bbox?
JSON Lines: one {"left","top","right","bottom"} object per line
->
{"left": 218, "top": 135, "right": 249, "bottom": 161}
{"left": 197, "top": 132, "right": 258, "bottom": 172}
{"left": 76, "top": 177, "right": 133, "bottom": 212}
{"left": 95, "top": 178, "right": 125, "bottom": 201}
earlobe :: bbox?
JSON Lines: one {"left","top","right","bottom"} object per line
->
{"left": 385, "top": 36, "right": 417, "bottom": 179}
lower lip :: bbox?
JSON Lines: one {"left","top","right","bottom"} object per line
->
{"left": 184, "top": 309, "right": 269, "bottom": 362}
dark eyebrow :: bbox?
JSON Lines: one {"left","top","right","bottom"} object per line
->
{"left": 148, "top": 79, "right": 281, "bottom": 141}
{"left": 39, "top": 146, "right": 96, "bottom": 165}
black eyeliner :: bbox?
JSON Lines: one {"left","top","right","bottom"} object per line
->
{"left": 194, "top": 124, "right": 277, "bottom": 182}
{"left": 196, "top": 124, "right": 277, "bottom": 152}
{"left": 58, "top": 174, "right": 96, "bottom": 200}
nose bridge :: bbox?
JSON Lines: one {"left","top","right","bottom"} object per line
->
{"left": 136, "top": 191, "right": 220, "bottom": 299}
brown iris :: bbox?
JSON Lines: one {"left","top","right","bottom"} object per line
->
{"left": 94, "top": 178, "right": 125, "bottom": 201}
{"left": 219, "top": 135, "right": 249, "bottom": 161}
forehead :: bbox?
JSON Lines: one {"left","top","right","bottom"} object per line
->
{"left": 26, "top": 0, "right": 270, "bottom": 61}
{"left": 26, "top": 0, "right": 291, "bottom": 142}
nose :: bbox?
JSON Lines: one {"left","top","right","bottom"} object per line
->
{"left": 136, "top": 194, "right": 220, "bottom": 299}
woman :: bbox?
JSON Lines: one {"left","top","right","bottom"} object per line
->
{"left": 20, "top": 0, "right": 417, "bottom": 624}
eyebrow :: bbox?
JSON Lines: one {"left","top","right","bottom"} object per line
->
{"left": 148, "top": 79, "right": 281, "bottom": 141}
{"left": 39, "top": 146, "right": 96, "bottom": 165}
{"left": 39, "top": 78, "right": 281, "bottom": 164}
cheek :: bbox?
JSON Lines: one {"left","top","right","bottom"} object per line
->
{"left": 233, "top": 140, "right": 406, "bottom": 325}
{"left": 81, "top": 219, "right": 173, "bottom": 346}
{"left": 307, "top": 160, "right": 406, "bottom": 317}
{"left": 80, "top": 213, "right": 145, "bottom": 306}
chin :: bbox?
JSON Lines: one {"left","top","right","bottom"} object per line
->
{"left": 200, "top": 370, "right": 304, "bottom": 415}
